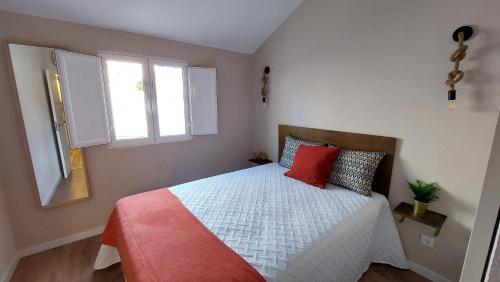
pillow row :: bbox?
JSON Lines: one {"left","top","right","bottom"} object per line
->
{"left": 280, "top": 135, "right": 384, "bottom": 196}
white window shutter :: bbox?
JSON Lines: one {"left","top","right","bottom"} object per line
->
{"left": 188, "top": 67, "right": 218, "bottom": 135}
{"left": 55, "top": 50, "right": 111, "bottom": 148}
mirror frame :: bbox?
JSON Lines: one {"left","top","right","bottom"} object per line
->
{"left": 5, "top": 41, "right": 93, "bottom": 209}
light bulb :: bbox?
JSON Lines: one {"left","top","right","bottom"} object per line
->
{"left": 448, "top": 100, "right": 456, "bottom": 110}
{"left": 448, "top": 90, "right": 457, "bottom": 110}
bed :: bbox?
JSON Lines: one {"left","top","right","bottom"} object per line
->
{"left": 94, "top": 125, "right": 408, "bottom": 281}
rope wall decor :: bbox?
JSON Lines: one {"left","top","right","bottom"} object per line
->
{"left": 261, "top": 66, "right": 270, "bottom": 107}
{"left": 445, "top": 26, "right": 474, "bottom": 110}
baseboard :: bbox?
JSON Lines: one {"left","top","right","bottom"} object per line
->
{"left": 1, "top": 255, "right": 20, "bottom": 282}
{"left": 1, "top": 226, "right": 105, "bottom": 282}
{"left": 17, "top": 226, "right": 105, "bottom": 258}
{"left": 10, "top": 228, "right": 450, "bottom": 282}
{"left": 408, "top": 260, "right": 451, "bottom": 282}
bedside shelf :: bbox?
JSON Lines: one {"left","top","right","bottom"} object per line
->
{"left": 393, "top": 202, "right": 447, "bottom": 236}
{"left": 248, "top": 159, "right": 273, "bottom": 166}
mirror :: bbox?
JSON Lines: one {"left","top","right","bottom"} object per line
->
{"left": 8, "top": 43, "right": 91, "bottom": 208}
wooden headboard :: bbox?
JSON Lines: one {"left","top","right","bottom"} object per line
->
{"left": 278, "top": 124, "right": 396, "bottom": 197}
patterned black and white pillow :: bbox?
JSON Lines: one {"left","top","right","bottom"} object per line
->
{"left": 328, "top": 150, "right": 385, "bottom": 196}
{"left": 279, "top": 135, "right": 324, "bottom": 168}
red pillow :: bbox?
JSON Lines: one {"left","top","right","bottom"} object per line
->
{"left": 284, "top": 145, "right": 341, "bottom": 188}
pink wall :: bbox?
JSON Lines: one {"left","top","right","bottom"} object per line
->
{"left": 0, "top": 10, "right": 255, "bottom": 249}
{"left": 0, "top": 179, "right": 17, "bottom": 281}
{"left": 251, "top": 0, "right": 500, "bottom": 280}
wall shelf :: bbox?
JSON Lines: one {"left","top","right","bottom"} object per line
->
{"left": 394, "top": 202, "right": 447, "bottom": 236}
{"left": 248, "top": 159, "right": 273, "bottom": 166}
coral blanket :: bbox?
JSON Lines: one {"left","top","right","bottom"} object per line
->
{"left": 101, "top": 189, "right": 265, "bottom": 282}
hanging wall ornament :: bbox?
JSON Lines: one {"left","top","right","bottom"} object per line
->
{"left": 445, "top": 26, "right": 473, "bottom": 110}
{"left": 261, "top": 66, "right": 270, "bottom": 107}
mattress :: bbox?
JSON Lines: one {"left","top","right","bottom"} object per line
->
{"left": 168, "top": 163, "right": 408, "bottom": 281}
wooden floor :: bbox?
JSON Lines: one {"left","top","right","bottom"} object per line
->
{"left": 46, "top": 149, "right": 90, "bottom": 208}
{"left": 47, "top": 168, "right": 90, "bottom": 207}
{"left": 11, "top": 235, "right": 429, "bottom": 282}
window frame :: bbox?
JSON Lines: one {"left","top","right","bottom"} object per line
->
{"left": 148, "top": 58, "right": 192, "bottom": 143}
{"left": 99, "top": 51, "right": 192, "bottom": 147}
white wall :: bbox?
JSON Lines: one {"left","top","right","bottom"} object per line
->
{"left": 0, "top": 180, "right": 17, "bottom": 282}
{"left": 252, "top": 0, "right": 500, "bottom": 280}
{"left": 461, "top": 113, "right": 500, "bottom": 281}
{"left": 9, "top": 44, "right": 62, "bottom": 205}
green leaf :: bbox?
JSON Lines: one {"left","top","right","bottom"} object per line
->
{"left": 407, "top": 179, "right": 440, "bottom": 203}
{"left": 136, "top": 80, "right": 144, "bottom": 92}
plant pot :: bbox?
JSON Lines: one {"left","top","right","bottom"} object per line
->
{"left": 413, "top": 199, "right": 428, "bottom": 217}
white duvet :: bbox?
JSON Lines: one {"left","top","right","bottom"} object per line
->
{"left": 95, "top": 163, "right": 408, "bottom": 281}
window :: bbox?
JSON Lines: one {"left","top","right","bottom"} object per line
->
{"left": 100, "top": 53, "right": 191, "bottom": 146}
{"left": 150, "top": 60, "right": 190, "bottom": 141}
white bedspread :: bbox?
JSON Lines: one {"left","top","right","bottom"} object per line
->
{"left": 169, "top": 163, "right": 408, "bottom": 281}
{"left": 95, "top": 163, "right": 408, "bottom": 281}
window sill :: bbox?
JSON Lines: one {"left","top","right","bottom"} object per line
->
{"left": 103, "top": 135, "right": 194, "bottom": 149}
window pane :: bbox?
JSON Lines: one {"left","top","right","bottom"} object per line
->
{"left": 106, "top": 60, "right": 149, "bottom": 140}
{"left": 154, "top": 65, "right": 186, "bottom": 136}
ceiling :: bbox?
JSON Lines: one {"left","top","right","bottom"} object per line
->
{"left": 0, "top": 0, "right": 302, "bottom": 54}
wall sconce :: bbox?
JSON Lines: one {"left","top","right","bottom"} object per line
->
{"left": 445, "top": 26, "right": 473, "bottom": 110}
{"left": 261, "top": 66, "right": 270, "bottom": 107}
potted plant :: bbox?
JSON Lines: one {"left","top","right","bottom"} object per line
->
{"left": 407, "top": 180, "right": 439, "bottom": 217}
{"left": 252, "top": 151, "right": 268, "bottom": 160}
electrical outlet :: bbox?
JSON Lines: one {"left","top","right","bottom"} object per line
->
{"left": 420, "top": 234, "right": 435, "bottom": 248}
